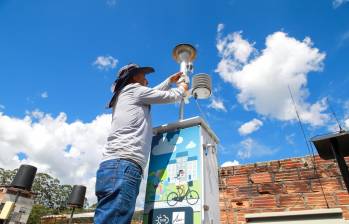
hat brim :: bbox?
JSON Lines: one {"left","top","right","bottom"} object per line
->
{"left": 110, "top": 66, "right": 155, "bottom": 93}
{"left": 133, "top": 66, "right": 155, "bottom": 75}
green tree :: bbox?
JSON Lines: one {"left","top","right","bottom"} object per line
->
{"left": 0, "top": 168, "right": 17, "bottom": 185}
{"left": 27, "top": 204, "right": 55, "bottom": 224}
{"left": 31, "top": 173, "right": 73, "bottom": 209}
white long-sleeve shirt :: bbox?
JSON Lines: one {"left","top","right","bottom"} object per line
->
{"left": 102, "top": 78, "right": 185, "bottom": 171}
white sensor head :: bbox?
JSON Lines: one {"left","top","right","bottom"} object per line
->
{"left": 192, "top": 73, "right": 212, "bottom": 99}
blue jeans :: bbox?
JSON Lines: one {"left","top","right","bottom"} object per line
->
{"left": 94, "top": 159, "right": 142, "bottom": 224}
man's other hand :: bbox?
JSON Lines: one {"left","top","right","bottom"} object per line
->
{"left": 169, "top": 72, "right": 183, "bottom": 84}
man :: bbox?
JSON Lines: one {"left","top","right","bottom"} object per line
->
{"left": 175, "top": 169, "right": 186, "bottom": 196}
{"left": 94, "top": 63, "right": 188, "bottom": 224}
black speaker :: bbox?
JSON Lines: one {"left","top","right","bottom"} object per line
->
{"left": 68, "top": 185, "right": 86, "bottom": 208}
{"left": 11, "top": 164, "right": 37, "bottom": 191}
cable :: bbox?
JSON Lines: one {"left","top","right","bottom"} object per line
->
{"left": 327, "top": 97, "right": 344, "bottom": 132}
{"left": 288, "top": 86, "right": 313, "bottom": 157}
{"left": 288, "top": 85, "right": 329, "bottom": 208}
{"left": 193, "top": 97, "right": 231, "bottom": 223}
{"left": 193, "top": 98, "right": 211, "bottom": 128}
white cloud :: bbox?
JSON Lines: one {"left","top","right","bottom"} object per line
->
{"left": 185, "top": 140, "right": 196, "bottom": 149}
{"left": 345, "top": 119, "right": 349, "bottom": 130}
{"left": 342, "top": 101, "right": 349, "bottom": 131}
{"left": 93, "top": 55, "right": 118, "bottom": 70}
{"left": 26, "top": 109, "right": 45, "bottom": 120}
{"left": 237, "top": 138, "right": 277, "bottom": 159}
{"left": 208, "top": 98, "right": 227, "bottom": 112}
{"left": 216, "top": 26, "right": 329, "bottom": 126}
{"left": 333, "top": 0, "right": 349, "bottom": 8}
{"left": 344, "top": 100, "right": 349, "bottom": 113}
{"left": 217, "top": 30, "right": 255, "bottom": 64}
{"left": 217, "top": 23, "right": 224, "bottom": 33}
{"left": 328, "top": 121, "right": 343, "bottom": 133}
{"left": 221, "top": 160, "right": 239, "bottom": 167}
{"left": 238, "top": 118, "right": 263, "bottom": 135}
{"left": 0, "top": 110, "right": 111, "bottom": 204}
{"left": 41, "top": 91, "right": 48, "bottom": 99}
{"left": 285, "top": 133, "right": 296, "bottom": 145}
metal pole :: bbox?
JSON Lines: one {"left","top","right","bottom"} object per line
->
{"left": 330, "top": 138, "right": 349, "bottom": 193}
{"left": 178, "top": 61, "right": 188, "bottom": 121}
{"left": 179, "top": 99, "right": 184, "bottom": 120}
{"left": 68, "top": 207, "right": 75, "bottom": 224}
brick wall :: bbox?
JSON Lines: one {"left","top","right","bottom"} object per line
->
{"left": 219, "top": 155, "right": 349, "bottom": 223}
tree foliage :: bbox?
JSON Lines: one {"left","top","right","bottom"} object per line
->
{"left": 0, "top": 168, "right": 17, "bottom": 186}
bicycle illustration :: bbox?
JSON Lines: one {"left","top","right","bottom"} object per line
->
{"left": 166, "top": 180, "right": 199, "bottom": 206}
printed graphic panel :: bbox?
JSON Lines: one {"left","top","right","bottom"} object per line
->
{"left": 144, "top": 125, "right": 201, "bottom": 224}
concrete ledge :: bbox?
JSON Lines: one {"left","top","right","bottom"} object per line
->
{"left": 245, "top": 208, "right": 343, "bottom": 219}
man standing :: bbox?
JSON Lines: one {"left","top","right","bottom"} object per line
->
{"left": 94, "top": 63, "right": 188, "bottom": 224}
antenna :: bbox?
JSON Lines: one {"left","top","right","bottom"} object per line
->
{"left": 288, "top": 85, "right": 330, "bottom": 208}
{"left": 326, "top": 97, "right": 344, "bottom": 133}
{"left": 287, "top": 86, "right": 312, "bottom": 155}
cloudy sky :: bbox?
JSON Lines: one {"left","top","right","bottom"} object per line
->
{"left": 1, "top": 0, "right": 349, "bottom": 207}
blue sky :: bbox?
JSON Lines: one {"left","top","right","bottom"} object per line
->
{"left": 1, "top": 0, "right": 349, "bottom": 204}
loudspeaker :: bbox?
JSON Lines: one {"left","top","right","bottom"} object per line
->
{"left": 68, "top": 185, "right": 86, "bottom": 208}
{"left": 11, "top": 164, "right": 37, "bottom": 191}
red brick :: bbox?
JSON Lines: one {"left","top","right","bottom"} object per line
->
{"left": 279, "top": 194, "right": 305, "bottom": 208}
{"left": 237, "top": 212, "right": 246, "bottom": 222}
{"left": 311, "top": 177, "right": 343, "bottom": 192}
{"left": 285, "top": 180, "right": 311, "bottom": 193}
{"left": 226, "top": 175, "right": 248, "bottom": 186}
{"left": 254, "top": 164, "right": 270, "bottom": 173}
{"left": 224, "top": 187, "right": 239, "bottom": 198}
{"left": 268, "top": 161, "right": 282, "bottom": 172}
{"left": 318, "top": 165, "right": 341, "bottom": 177}
{"left": 238, "top": 185, "right": 259, "bottom": 198}
{"left": 336, "top": 191, "right": 349, "bottom": 205}
{"left": 231, "top": 200, "right": 250, "bottom": 208}
{"left": 250, "top": 172, "right": 272, "bottom": 184}
{"left": 234, "top": 165, "right": 255, "bottom": 175}
{"left": 221, "top": 168, "right": 235, "bottom": 177}
{"left": 274, "top": 170, "right": 299, "bottom": 182}
{"left": 280, "top": 159, "right": 304, "bottom": 169}
{"left": 314, "top": 156, "right": 336, "bottom": 166}
{"left": 251, "top": 195, "right": 277, "bottom": 208}
{"left": 299, "top": 169, "right": 320, "bottom": 180}
{"left": 306, "top": 192, "right": 336, "bottom": 208}
{"left": 258, "top": 183, "right": 285, "bottom": 195}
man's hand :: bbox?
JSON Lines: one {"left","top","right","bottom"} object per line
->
{"left": 169, "top": 72, "right": 183, "bottom": 84}
{"left": 178, "top": 82, "right": 189, "bottom": 91}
